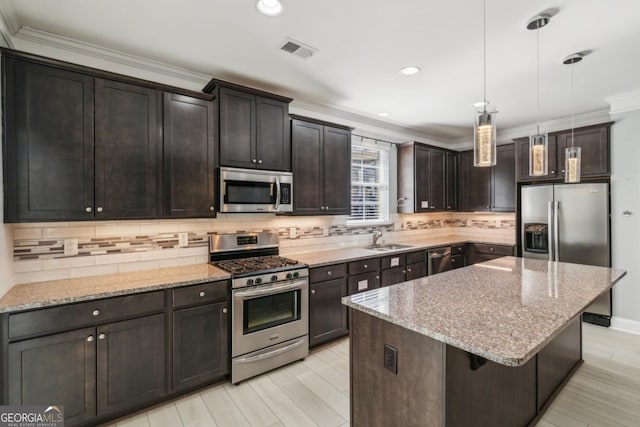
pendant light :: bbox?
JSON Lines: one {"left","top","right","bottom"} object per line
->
{"left": 473, "top": 0, "right": 497, "bottom": 167}
{"left": 527, "top": 14, "right": 551, "bottom": 176}
{"left": 563, "top": 53, "right": 584, "bottom": 183}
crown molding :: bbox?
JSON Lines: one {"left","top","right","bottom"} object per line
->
{"left": 0, "top": 6, "right": 17, "bottom": 48}
{"left": 606, "top": 90, "right": 640, "bottom": 115}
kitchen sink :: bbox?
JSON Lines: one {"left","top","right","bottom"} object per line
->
{"left": 365, "top": 243, "right": 414, "bottom": 252}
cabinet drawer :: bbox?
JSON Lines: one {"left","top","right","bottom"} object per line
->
{"left": 405, "top": 250, "right": 426, "bottom": 265}
{"left": 474, "top": 244, "right": 514, "bottom": 256}
{"left": 9, "top": 291, "right": 165, "bottom": 340}
{"left": 451, "top": 254, "right": 465, "bottom": 269}
{"left": 173, "top": 281, "right": 228, "bottom": 309}
{"left": 381, "top": 254, "right": 406, "bottom": 270}
{"left": 348, "top": 272, "right": 380, "bottom": 295}
{"left": 452, "top": 245, "right": 465, "bottom": 255}
{"left": 348, "top": 258, "right": 380, "bottom": 275}
{"left": 310, "top": 263, "right": 347, "bottom": 283}
{"left": 381, "top": 266, "right": 406, "bottom": 287}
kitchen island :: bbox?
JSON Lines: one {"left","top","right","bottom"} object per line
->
{"left": 342, "top": 257, "right": 626, "bottom": 427}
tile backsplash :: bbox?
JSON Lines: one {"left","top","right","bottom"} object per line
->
{"left": 10, "top": 212, "right": 515, "bottom": 284}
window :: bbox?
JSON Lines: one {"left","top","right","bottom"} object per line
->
{"left": 348, "top": 139, "right": 390, "bottom": 224}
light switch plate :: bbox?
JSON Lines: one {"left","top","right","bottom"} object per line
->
{"left": 421, "top": 201, "right": 429, "bottom": 208}
{"left": 64, "top": 239, "right": 78, "bottom": 256}
{"left": 178, "top": 233, "right": 189, "bottom": 247}
{"left": 289, "top": 227, "right": 297, "bottom": 239}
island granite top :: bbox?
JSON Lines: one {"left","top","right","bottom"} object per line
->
{"left": 342, "top": 257, "right": 626, "bottom": 367}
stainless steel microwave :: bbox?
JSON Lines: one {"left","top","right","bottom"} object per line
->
{"left": 219, "top": 167, "right": 293, "bottom": 213}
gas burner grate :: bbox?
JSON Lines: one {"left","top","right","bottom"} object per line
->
{"left": 214, "top": 255, "right": 300, "bottom": 275}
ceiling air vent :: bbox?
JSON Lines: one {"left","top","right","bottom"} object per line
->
{"left": 279, "top": 38, "right": 318, "bottom": 60}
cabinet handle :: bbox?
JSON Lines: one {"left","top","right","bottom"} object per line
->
{"left": 92, "top": 309, "right": 100, "bottom": 316}
{"left": 311, "top": 289, "right": 316, "bottom": 294}
{"left": 98, "top": 333, "right": 106, "bottom": 340}
{"left": 258, "top": 160, "right": 263, "bottom": 164}
{"left": 97, "top": 207, "right": 103, "bottom": 213}
{"left": 87, "top": 335, "right": 94, "bottom": 342}
{"left": 327, "top": 270, "right": 332, "bottom": 276}
{"left": 222, "top": 308, "right": 228, "bottom": 314}
{"left": 85, "top": 207, "right": 92, "bottom": 213}
{"left": 209, "top": 206, "right": 215, "bottom": 212}
{"left": 252, "top": 159, "right": 257, "bottom": 163}
{"left": 199, "top": 291, "right": 206, "bottom": 297}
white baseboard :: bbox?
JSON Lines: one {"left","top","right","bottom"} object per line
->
{"left": 610, "top": 316, "right": 640, "bottom": 335}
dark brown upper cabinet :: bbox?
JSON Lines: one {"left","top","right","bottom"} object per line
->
{"left": 458, "top": 143, "right": 515, "bottom": 212}
{"left": 2, "top": 49, "right": 214, "bottom": 223}
{"left": 446, "top": 152, "right": 458, "bottom": 211}
{"left": 163, "top": 93, "right": 216, "bottom": 217}
{"left": 291, "top": 116, "right": 351, "bottom": 215}
{"left": 203, "top": 79, "right": 292, "bottom": 172}
{"left": 514, "top": 122, "right": 611, "bottom": 182}
{"left": 397, "top": 143, "right": 453, "bottom": 213}
{"left": 94, "top": 79, "right": 162, "bottom": 219}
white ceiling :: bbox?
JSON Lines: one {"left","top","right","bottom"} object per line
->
{"left": 1, "top": 0, "right": 639, "bottom": 142}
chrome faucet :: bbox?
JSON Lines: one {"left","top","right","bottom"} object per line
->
{"left": 372, "top": 231, "right": 383, "bottom": 246}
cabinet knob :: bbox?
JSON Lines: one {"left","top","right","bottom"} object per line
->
{"left": 364, "top": 264, "right": 368, "bottom": 269}
{"left": 87, "top": 335, "right": 94, "bottom": 342}
{"left": 490, "top": 248, "right": 494, "bottom": 252}
{"left": 327, "top": 270, "right": 332, "bottom": 276}
{"left": 325, "top": 206, "right": 329, "bottom": 210}
{"left": 551, "top": 170, "right": 555, "bottom": 174}
{"left": 402, "top": 270, "right": 406, "bottom": 274}
{"left": 258, "top": 160, "right": 263, "bottom": 164}
{"left": 311, "top": 289, "right": 316, "bottom": 294}
{"left": 375, "top": 275, "right": 379, "bottom": 280}
{"left": 209, "top": 206, "right": 215, "bottom": 212}
{"left": 486, "top": 206, "right": 490, "bottom": 209}
{"left": 320, "top": 206, "right": 325, "bottom": 210}
{"left": 92, "top": 309, "right": 100, "bottom": 316}
{"left": 407, "top": 268, "right": 412, "bottom": 273}
{"left": 86, "top": 207, "right": 92, "bottom": 213}
{"left": 222, "top": 308, "right": 228, "bottom": 314}
{"left": 199, "top": 291, "right": 206, "bottom": 297}
{"left": 98, "top": 333, "right": 106, "bottom": 340}
{"left": 252, "top": 159, "right": 257, "bottom": 163}
{"left": 447, "top": 206, "right": 452, "bottom": 209}
{"left": 561, "top": 169, "right": 565, "bottom": 173}
{"left": 97, "top": 207, "right": 103, "bottom": 213}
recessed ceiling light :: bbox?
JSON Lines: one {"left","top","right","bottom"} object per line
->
{"left": 399, "top": 66, "right": 421, "bottom": 76}
{"left": 378, "top": 112, "right": 391, "bottom": 117}
{"left": 256, "top": 0, "right": 283, "bottom": 16}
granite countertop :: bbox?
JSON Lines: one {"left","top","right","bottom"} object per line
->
{"left": 0, "top": 264, "right": 231, "bottom": 313}
{"left": 342, "top": 256, "right": 626, "bottom": 367}
{"left": 286, "top": 235, "right": 515, "bottom": 267}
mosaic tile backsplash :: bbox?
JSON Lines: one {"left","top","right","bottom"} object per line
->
{"left": 10, "top": 212, "right": 515, "bottom": 284}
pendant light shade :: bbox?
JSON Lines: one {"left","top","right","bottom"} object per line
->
{"left": 474, "top": 106, "right": 497, "bottom": 167}
{"left": 527, "top": 14, "right": 551, "bottom": 177}
{"left": 563, "top": 53, "right": 584, "bottom": 183}
{"left": 473, "top": 0, "right": 497, "bottom": 167}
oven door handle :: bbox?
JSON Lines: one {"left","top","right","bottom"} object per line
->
{"left": 233, "top": 279, "right": 307, "bottom": 298}
{"left": 234, "top": 338, "right": 307, "bottom": 364}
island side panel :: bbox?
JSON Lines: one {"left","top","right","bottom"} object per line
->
{"left": 349, "top": 309, "right": 445, "bottom": 427}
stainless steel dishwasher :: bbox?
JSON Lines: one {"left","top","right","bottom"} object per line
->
{"left": 428, "top": 247, "right": 452, "bottom": 275}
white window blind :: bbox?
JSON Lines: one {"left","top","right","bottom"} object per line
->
{"left": 348, "top": 139, "right": 390, "bottom": 224}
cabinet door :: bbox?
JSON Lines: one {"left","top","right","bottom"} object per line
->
{"left": 256, "top": 97, "right": 290, "bottom": 171}
{"left": 219, "top": 87, "right": 256, "bottom": 168}
{"left": 446, "top": 152, "right": 458, "bottom": 211}
{"left": 557, "top": 125, "right": 609, "bottom": 178}
{"left": 406, "top": 261, "right": 427, "bottom": 280}
{"left": 458, "top": 150, "right": 491, "bottom": 211}
{"left": 414, "top": 145, "right": 431, "bottom": 212}
{"left": 163, "top": 93, "right": 216, "bottom": 217}
{"left": 97, "top": 314, "right": 165, "bottom": 416}
{"left": 515, "top": 136, "right": 558, "bottom": 181}
{"left": 381, "top": 266, "right": 406, "bottom": 287}
{"left": 323, "top": 126, "right": 351, "bottom": 214}
{"left": 8, "top": 327, "right": 96, "bottom": 425}
{"left": 95, "top": 79, "right": 161, "bottom": 219}
{"left": 430, "top": 149, "right": 446, "bottom": 211}
{"left": 348, "top": 271, "right": 380, "bottom": 295}
{"left": 292, "top": 120, "right": 324, "bottom": 214}
{"left": 309, "top": 278, "right": 348, "bottom": 347}
{"left": 173, "top": 302, "right": 228, "bottom": 391}
{"left": 5, "top": 58, "right": 94, "bottom": 221}
{"left": 491, "top": 144, "right": 515, "bottom": 212}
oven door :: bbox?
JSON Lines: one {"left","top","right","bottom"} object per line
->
{"left": 232, "top": 278, "right": 308, "bottom": 357}
{"left": 220, "top": 167, "right": 292, "bottom": 213}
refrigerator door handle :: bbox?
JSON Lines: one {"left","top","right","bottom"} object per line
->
{"left": 554, "top": 200, "right": 560, "bottom": 261}
{"left": 548, "top": 201, "right": 554, "bottom": 261}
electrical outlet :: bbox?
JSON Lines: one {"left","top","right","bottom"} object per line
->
{"left": 64, "top": 239, "right": 78, "bottom": 256}
{"left": 289, "top": 227, "right": 297, "bottom": 239}
{"left": 322, "top": 226, "right": 329, "bottom": 237}
{"left": 384, "top": 344, "right": 398, "bottom": 374}
{"left": 178, "top": 232, "right": 189, "bottom": 247}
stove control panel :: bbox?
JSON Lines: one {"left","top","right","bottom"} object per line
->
{"left": 233, "top": 267, "right": 309, "bottom": 289}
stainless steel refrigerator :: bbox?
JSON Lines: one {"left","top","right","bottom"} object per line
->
{"left": 521, "top": 182, "right": 611, "bottom": 326}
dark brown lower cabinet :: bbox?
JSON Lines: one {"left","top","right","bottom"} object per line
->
{"left": 97, "top": 314, "right": 166, "bottom": 415}
{"left": 309, "top": 278, "right": 348, "bottom": 347}
{"left": 173, "top": 302, "right": 229, "bottom": 390}
{"left": 348, "top": 271, "right": 380, "bottom": 295}
{"left": 466, "top": 243, "right": 515, "bottom": 265}
{"left": 8, "top": 327, "right": 97, "bottom": 426}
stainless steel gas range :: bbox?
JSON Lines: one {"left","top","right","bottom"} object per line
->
{"left": 209, "top": 232, "right": 309, "bottom": 384}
